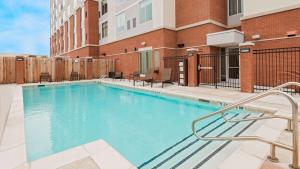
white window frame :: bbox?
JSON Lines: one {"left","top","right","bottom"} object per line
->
{"left": 139, "top": 0, "right": 152, "bottom": 24}
{"left": 102, "top": 21, "right": 108, "bottom": 39}
{"left": 229, "top": 0, "right": 242, "bottom": 16}
{"left": 116, "top": 12, "right": 125, "bottom": 32}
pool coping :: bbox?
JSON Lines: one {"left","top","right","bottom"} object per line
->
{"left": 0, "top": 79, "right": 289, "bottom": 169}
{"left": 98, "top": 80, "right": 277, "bottom": 115}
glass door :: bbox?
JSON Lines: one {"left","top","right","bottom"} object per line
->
{"left": 227, "top": 48, "right": 240, "bottom": 82}
{"left": 139, "top": 50, "right": 152, "bottom": 74}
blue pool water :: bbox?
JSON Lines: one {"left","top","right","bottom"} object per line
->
{"left": 23, "top": 83, "right": 243, "bottom": 166}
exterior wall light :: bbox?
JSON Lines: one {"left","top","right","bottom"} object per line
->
{"left": 187, "top": 48, "right": 199, "bottom": 57}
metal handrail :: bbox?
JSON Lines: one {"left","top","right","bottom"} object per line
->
{"left": 222, "top": 82, "right": 300, "bottom": 125}
{"left": 192, "top": 89, "right": 299, "bottom": 169}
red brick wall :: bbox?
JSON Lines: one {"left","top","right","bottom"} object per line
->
{"left": 60, "top": 26, "right": 64, "bottom": 53}
{"left": 64, "top": 21, "right": 69, "bottom": 53}
{"left": 176, "top": 0, "right": 210, "bottom": 27}
{"left": 99, "top": 29, "right": 176, "bottom": 56}
{"left": 66, "top": 46, "right": 98, "bottom": 58}
{"left": 70, "top": 15, "right": 75, "bottom": 50}
{"left": 242, "top": 8, "right": 300, "bottom": 41}
{"left": 209, "top": 0, "right": 227, "bottom": 25}
{"left": 85, "top": 0, "right": 99, "bottom": 45}
{"left": 76, "top": 8, "right": 82, "bottom": 48}
{"left": 50, "top": 36, "right": 53, "bottom": 57}
{"left": 176, "top": 0, "right": 227, "bottom": 27}
{"left": 176, "top": 24, "right": 226, "bottom": 56}
{"left": 99, "top": 29, "right": 177, "bottom": 77}
{"left": 53, "top": 33, "right": 56, "bottom": 56}
{"left": 57, "top": 29, "right": 60, "bottom": 54}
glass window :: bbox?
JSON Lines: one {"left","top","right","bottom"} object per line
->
{"left": 102, "top": 0, "right": 108, "bottom": 15}
{"left": 139, "top": 0, "right": 152, "bottom": 24}
{"left": 229, "top": 0, "right": 242, "bottom": 16}
{"left": 132, "top": 18, "right": 136, "bottom": 28}
{"left": 127, "top": 20, "right": 130, "bottom": 30}
{"left": 117, "top": 12, "right": 125, "bottom": 32}
{"left": 102, "top": 21, "right": 108, "bottom": 38}
{"left": 139, "top": 51, "right": 152, "bottom": 74}
{"left": 238, "top": 0, "right": 242, "bottom": 13}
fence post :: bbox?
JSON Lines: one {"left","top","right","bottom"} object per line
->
{"left": 15, "top": 56, "right": 25, "bottom": 84}
{"left": 240, "top": 42, "right": 255, "bottom": 93}
{"left": 187, "top": 49, "right": 199, "bottom": 87}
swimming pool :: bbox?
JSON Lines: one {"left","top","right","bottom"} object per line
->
{"left": 23, "top": 82, "right": 260, "bottom": 167}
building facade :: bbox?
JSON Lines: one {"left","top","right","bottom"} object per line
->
{"left": 50, "top": 0, "right": 300, "bottom": 91}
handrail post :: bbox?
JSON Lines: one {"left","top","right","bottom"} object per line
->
{"left": 267, "top": 144, "right": 279, "bottom": 162}
{"left": 286, "top": 119, "right": 293, "bottom": 132}
{"left": 290, "top": 101, "right": 299, "bottom": 169}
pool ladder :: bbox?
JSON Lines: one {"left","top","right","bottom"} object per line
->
{"left": 192, "top": 82, "right": 300, "bottom": 169}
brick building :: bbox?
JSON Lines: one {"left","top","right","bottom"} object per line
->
{"left": 50, "top": 0, "right": 300, "bottom": 92}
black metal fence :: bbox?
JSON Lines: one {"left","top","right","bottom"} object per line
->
{"left": 198, "top": 48, "right": 240, "bottom": 90}
{"left": 254, "top": 47, "right": 300, "bottom": 94}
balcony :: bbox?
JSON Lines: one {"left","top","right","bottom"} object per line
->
{"left": 207, "top": 29, "right": 244, "bottom": 47}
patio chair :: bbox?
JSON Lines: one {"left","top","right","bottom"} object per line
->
{"left": 70, "top": 72, "right": 79, "bottom": 81}
{"left": 140, "top": 68, "right": 155, "bottom": 87}
{"left": 40, "top": 72, "right": 51, "bottom": 83}
{"left": 127, "top": 71, "right": 140, "bottom": 82}
{"left": 113, "top": 72, "right": 123, "bottom": 80}
{"left": 151, "top": 68, "right": 172, "bottom": 88}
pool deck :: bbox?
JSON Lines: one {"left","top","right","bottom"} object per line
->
{"left": 1, "top": 79, "right": 300, "bottom": 169}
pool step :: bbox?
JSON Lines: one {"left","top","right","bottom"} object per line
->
{"left": 138, "top": 112, "right": 263, "bottom": 169}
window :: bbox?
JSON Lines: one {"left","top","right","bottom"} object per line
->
{"left": 132, "top": 18, "right": 136, "bottom": 28}
{"left": 139, "top": 0, "right": 152, "bottom": 24}
{"left": 127, "top": 20, "right": 130, "bottom": 30}
{"left": 117, "top": 12, "right": 125, "bottom": 32}
{"left": 139, "top": 50, "right": 152, "bottom": 74}
{"left": 102, "top": 0, "right": 108, "bottom": 15}
{"left": 229, "top": 0, "right": 242, "bottom": 16}
{"left": 102, "top": 21, "right": 108, "bottom": 38}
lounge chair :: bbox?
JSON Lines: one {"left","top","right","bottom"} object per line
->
{"left": 113, "top": 72, "right": 123, "bottom": 80}
{"left": 40, "top": 72, "right": 51, "bottom": 83}
{"left": 127, "top": 71, "right": 140, "bottom": 82}
{"left": 70, "top": 72, "right": 79, "bottom": 81}
{"left": 151, "top": 68, "right": 172, "bottom": 88}
{"left": 134, "top": 68, "right": 154, "bottom": 86}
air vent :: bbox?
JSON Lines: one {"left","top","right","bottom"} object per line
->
{"left": 177, "top": 44, "right": 185, "bottom": 48}
{"left": 287, "top": 30, "right": 297, "bottom": 37}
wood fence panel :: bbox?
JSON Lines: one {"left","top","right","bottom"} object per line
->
{"left": 32, "top": 58, "right": 39, "bottom": 83}
{"left": 55, "top": 58, "right": 64, "bottom": 82}
{"left": 51, "top": 58, "right": 56, "bottom": 81}
{"left": 25, "top": 57, "right": 32, "bottom": 83}
{"left": 107, "top": 59, "right": 115, "bottom": 72}
{"left": 80, "top": 59, "right": 86, "bottom": 79}
{"left": 73, "top": 59, "right": 80, "bottom": 74}
{"left": 4, "top": 57, "right": 15, "bottom": 83}
{"left": 92, "top": 59, "right": 100, "bottom": 78}
{"left": 0, "top": 57, "right": 115, "bottom": 83}
{"left": 0, "top": 57, "right": 4, "bottom": 84}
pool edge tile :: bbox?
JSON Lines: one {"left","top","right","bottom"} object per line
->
{"left": 30, "top": 146, "right": 89, "bottom": 169}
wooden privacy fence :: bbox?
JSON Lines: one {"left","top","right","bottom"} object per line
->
{"left": 0, "top": 56, "right": 115, "bottom": 84}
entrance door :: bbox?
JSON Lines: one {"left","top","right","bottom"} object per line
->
{"left": 139, "top": 50, "right": 152, "bottom": 74}
{"left": 221, "top": 48, "right": 239, "bottom": 83}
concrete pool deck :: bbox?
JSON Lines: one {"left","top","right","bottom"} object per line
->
{"left": 1, "top": 79, "right": 300, "bottom": 169}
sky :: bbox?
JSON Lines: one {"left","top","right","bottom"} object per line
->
{"left": 0, "top": 0, "right": 49, "bottom": 55}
